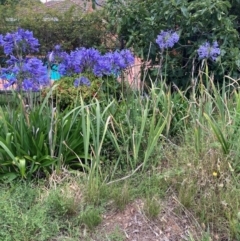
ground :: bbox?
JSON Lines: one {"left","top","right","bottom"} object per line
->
{"left": 89, "top": 196, "right": 204, "bottom": 241}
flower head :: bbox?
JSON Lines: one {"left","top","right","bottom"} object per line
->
{"left": 59, "top": 47, "right": 101, "bottom": 76}
{"left": 156, "top": 30, "right": 179, "bottom": 50}
{"left": 197, "top": 41, "right": 220, "bottom": 61}
{"left": 74, "top": 76, "right": 91, "bottom": 87}
{"left": 93, "top": 49, "right": 134, "bottom": 77}
{"left": 0, "top": 28, "right": 39, "bottom": 55}
{"left": 1, "top": 57, "right": 48, "bottom": 91}
{"left": 0, "top": 28, "right": 50, "bottom": 91}
{"left": 120, "top": 49, "right": 135, "bottom": 67}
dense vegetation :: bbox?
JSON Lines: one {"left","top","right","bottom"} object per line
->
{"left": 105, "top": 0, "right": 240, "bottom": 86}
{"left": 0, "top": 0, "right": 239, "bottom": 240}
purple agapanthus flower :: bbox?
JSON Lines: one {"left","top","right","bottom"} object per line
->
{"left": 0, "top": 57, "right": 48, "bottom": 91}
{"left": 23, "top": 57, "right": 49, "bottom": 87}
{"left": 22, "top": 79, "right": 35, "bottom": 91}
{"left": 58, "top": 47, "right": 101, "bottom": 76}
{"left": 0, "top": 28, "right": 50, "bottom": 91}
{"left": 74, "top": 76, "right": 91, "bottom": 87}
{"left": 0, "top": 28, "right": 39, "bottom": 55}
{"left": 93, "top": 54, "right": 113, "bottom": 77}
{"left": 197, "top": 41, "right": 221, "bottom": 61}
{"left": 120, "top": 49, "right": 135, "bottom": 67}
{"left": 156, "top": 30, "right": 179, "bottom": 50}
{"left": 93, "top": 49, "right": 134, "bottom": 77}
{"left": 59, "top": 47, "right": 134, "bottom": 78}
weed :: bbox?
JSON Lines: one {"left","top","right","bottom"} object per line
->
{"left": 80, "top": 207, "right": 102, "bottom": 230}
{"left": 112, "top": 182, "right": 130, "bottom": 211}
{"left": 84, "top": 177, "right": 109, "bottom": 205}
{"left": 143, "top": 196, "right": 161, "bottom": 220}
{"left": 178, "top": 179, "right": 198, "bottom": 209}
{"left": 132, "top": 172, "right": 168, "bottom": 198}
{"left": 47, "top": 187, "right": 81, "bottom": 217}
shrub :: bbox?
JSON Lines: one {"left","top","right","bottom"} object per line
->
{"left": 0, "top": 1, "right": 111, "bottom": 55}
{"left": 42, "top": 73, "right": 103, "bottom": 110}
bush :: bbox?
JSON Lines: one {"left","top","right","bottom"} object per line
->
{"left": 42, "top": 73, "right": 103, "bottom": 110}
{"left": 0, "top": 1, "right": 111, "bottom": 56}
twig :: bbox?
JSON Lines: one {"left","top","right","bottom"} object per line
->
{"left": 106, "top": 163, "right": 143, "bottom": 185}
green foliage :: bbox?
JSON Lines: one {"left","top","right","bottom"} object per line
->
{"left": 0, "top": 1, "right": 110, "bottom": 55}
{"left": 0, "top": 93, "right": 89, "bottom": 180}
{"left": 104, "top": 85, "right": 170, "bottom": 171}
{"left": 105, "top": 227, "right": 125, "bottom": 241}
{"left": 112, "top": 183, "right": 130, "bottom": 211}
{"left": 47, "top": 187, "right": 81, "bottom": 217}
{"left": 0, "top": 183, "right": 60, "bottom": 241}
{"left": 42, "top": 73, "right": 103, "bottom": 110}
{"left": 80, "top": 207, "right": 102, "bottom": 230}
{"left": 0, "top": 104, "right": 56, "bottom": 180}
{"left": 106, "top": 0, "right": 240, "bottom": 86}
{"left": 0, "top": 0, "right": 21, "bottom": 5}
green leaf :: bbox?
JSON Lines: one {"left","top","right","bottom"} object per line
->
{"left": 15, "top": 157, "right": 26, "bottom": 178}
{"left": 0, "top": 141, "right": 16, "bottom": 162}
{"left": 0, "top": 172, "right": 19, "bottom": 182}
{"left": 204, "top": 113, "right": 230, "bottom": 154}
{"left": 180, "top": 6, "right": 189, "bottom": 17}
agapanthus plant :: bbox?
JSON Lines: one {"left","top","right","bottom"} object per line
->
{"left": 154, "top": 30, "right": 179, "bottom": 82}
{"left": 156, "top": 30, "right": 179, "bottom": 50}
{"left": 197, "top": 41, "right": 220, "bottom": 61}
{"left": 0, "top": 28, "right": 49, "bottom": 91}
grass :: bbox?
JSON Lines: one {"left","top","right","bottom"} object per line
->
{"left": 143, "top": 196, "right": 161, "bottom": 220}
{"left": 0, "top": 169, "right": 237, "bottom": 240}
{"left": 1, "top": 140, "right": 238, "bottom": 240}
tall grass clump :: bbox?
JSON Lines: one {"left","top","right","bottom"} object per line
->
{"left": 159, "top": 73, "right": 240, "bottom": 239}
{"left": 102, "top": 83, "right": 171, "bottom": 175}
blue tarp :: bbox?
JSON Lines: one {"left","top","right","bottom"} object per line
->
{"left": 50, "top": 64, "right": 61, "bottom": 81}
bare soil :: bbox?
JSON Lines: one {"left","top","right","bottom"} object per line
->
{"left": 91, "top": 196, "right": 204, "bottom": 241}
